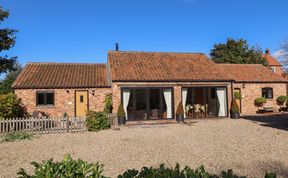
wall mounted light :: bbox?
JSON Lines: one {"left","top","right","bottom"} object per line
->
{"left": 66, "top": 90, "right": 70, "bottom": 93}
{"left": 91, "top": 90, "right": 95, "bottom": 96}
{"left": 242, "top": 84, "right": 245, "bottom": 89}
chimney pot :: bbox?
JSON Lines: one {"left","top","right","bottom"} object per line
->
{"left": 265, "top": 48, "right": 270, "bottom": 54}
{"left": 115, "top": 43, "right": 119, "bottom": 51}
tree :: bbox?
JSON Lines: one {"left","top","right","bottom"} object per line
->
{"left": 0, "top": 93, "right": 28, "bottom": 118}
{"left": 0, "top": 6, "right": 17, "bottom": 74}
{"left": 281, "top": 38, "right": 288, "bottom": 61}
{"left": 0, "top": 62, "right": 22, "bottom": 94}
{"left": 210, "top": 38, "right": 267, "bottom": 65}
{"left": 280, "top": 39, "right": 288, "bottom": 77}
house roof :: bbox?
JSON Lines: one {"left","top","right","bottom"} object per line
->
{"left": 262, "top": 49, "right": 282, "bottom": 66}
{"left": 12, "top": 63, "right": 110, "bottom": 89}
{"left": 108, "top": 51, "right": 233, "bottom": 82}
{"left": 219, "top": 64, "right": 287, "bottom": 83}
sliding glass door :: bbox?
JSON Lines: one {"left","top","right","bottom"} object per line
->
{"left": 182, "top": 87, "right": 228, "bottom": 118}
{"left": 122, "top": 88, "right": 173, "bottom": 121}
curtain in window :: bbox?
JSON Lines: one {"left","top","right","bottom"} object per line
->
{"left": 182, "top": 88, "right": 188, "bottom": 118}
{"left": 163, "top": 89, "right": 172, "bottom": 119}
{"left": 216, "top": 88, "right": 227, "bottom": 117}
{"left": 123, "top": 89, "right": 131, "bottom": 120}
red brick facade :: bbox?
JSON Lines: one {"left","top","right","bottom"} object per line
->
{"left": 14, "top": 81, "right": 287, "bottom": 117}
{"left": 111, "top": 81, "right": 232, "bottom": 117}
{"left": 232, "top": 83, "right": 287, "bottom": 115}
{"left": 14, "top": 88, "right": 111, "bottom": 117}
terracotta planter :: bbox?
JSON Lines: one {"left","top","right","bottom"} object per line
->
{"left": 176, "top": 114, "right": 184, "bottom": 122}
{"left": 118, "top": 116, "right": 126, "bottom": 125}
{"left": 231, "top": 112, "right": 240, "bottom": 119}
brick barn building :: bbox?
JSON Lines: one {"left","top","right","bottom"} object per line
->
{"left": 12, "top": 50, "right": 287, "bottom": 119}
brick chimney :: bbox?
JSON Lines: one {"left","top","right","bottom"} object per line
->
{"left": 265, "top": 48, "right": 270, "bottom": 55}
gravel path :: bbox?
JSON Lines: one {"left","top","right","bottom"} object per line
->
{"left": 0, "top": 119, "right": 288, "bottom": 178}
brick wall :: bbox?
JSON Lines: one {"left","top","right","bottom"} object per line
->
{"left": 233, "top": 83, "right": 287, "bottom": 115}
{"left": 14, "top": 88, "right": 111, "bottom": 117}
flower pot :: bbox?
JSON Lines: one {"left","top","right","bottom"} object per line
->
{"left": 118, "top": 116, "right": 126, "bottom": 125}
{"left": 176, "top": 114, "right": 184, "bottom": 123}
{"left": 231, "top": 112, "right": 240, "bottom": 119}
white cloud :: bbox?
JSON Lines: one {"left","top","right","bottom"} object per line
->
{"left": 272, "top": 50, "right": 285, "bottom": 59}
{"left": 273, "top": 49, "right": 288, "bottom": 64}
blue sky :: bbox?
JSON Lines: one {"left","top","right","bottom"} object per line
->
{"left": 1, "top": 0, "right": 288, "bottom": 66}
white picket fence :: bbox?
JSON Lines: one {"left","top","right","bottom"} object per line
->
{"left": 0, "top": 116, "right": 86, "bottom": 134}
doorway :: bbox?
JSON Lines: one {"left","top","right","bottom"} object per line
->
{"left": 75, "top": 91, "right": 88, "bottom": 117}
{"left": 122, "top": 88, "right": 173, "bottom": 121}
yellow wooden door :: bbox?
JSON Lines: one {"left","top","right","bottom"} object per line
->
{"left": 234, "top": 88, "right": 241, "bottom": 113}
{"left": 75, "top": 91, "right": 88, "bottom": 117}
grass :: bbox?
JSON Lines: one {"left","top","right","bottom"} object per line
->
{"left": 0, "top": 131, "right": 34, "bottom": 142}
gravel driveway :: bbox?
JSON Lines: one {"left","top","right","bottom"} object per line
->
{"left": 0, "top": 118, "right": 288, "bottom": 178}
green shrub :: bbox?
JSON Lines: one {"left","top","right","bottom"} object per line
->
{"left": 86, "top": 111, "right": 110, "bottom": 132}
{"left": 234, "top": 92, "right": 242, "bottom": 99}
{"left": 0, "top": 131, "right": 33, "bottom": 142}
{"left": 231, "top": 98, "right": 240, "bottom": 113}
{"left": 117, "top": 103, "right": 125, "bottom": 117}
{"left": 118, "top": 164, "right": 246, "bottom": 178}
{"left": 17, "top": 157, "right": 277, "bottom": 178}
{"left": 104, "top": 93, "right": 113, "bottom": 114}
{"left": 17, "top": 154, "right": 106, "bottom": 178}
{"left": 265, "top": 172, "right": 277, "bottom": 178}
{"left": 255, "top": 97, "right": 266, "bottom": 106}
{"left": 276, "top": 95, "right": 288, "bottom": 105}
{"left": 176, "top": 102, "right": 184, "bottom": 116}
{"left": 0, "top": 93, "right": 28, "bottom": 119}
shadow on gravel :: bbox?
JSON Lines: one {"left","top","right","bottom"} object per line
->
{"left": 242, "top": 114, "right": 288, "bottom": 131}
{"left": 257, "top": 161, "right": 288, "bottom": 178}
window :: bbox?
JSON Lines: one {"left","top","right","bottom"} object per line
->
{"left": 80, "top": 95, "right": 84, "bottom": 103}
{"left": 36, "top": 91, "right": 54, "bottom": 106}
{"left": 271, "top": 67, "right": 276, "bottom": 73}
{"left": 211, "top": 88, "right": 216, "bottom": 99}
{"left": 262, "top": 88, "right": 273, "bottom": 99}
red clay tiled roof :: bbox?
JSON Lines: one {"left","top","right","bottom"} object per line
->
{"left": 108, "top": 51, "right": 233, "bottom": 82}
{"left": 263, "top": 53, "right": 282, "bottom": 66}
{"left": 12, "top": 63, "right": 110, "bottom": 89}
{"left": 219, "top": 64, "right": 287, "bottom": 82}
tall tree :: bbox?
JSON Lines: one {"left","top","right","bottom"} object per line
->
{"left": 0, "top": 62, "right": 22, "bottom": 94}
{"left": 281, "top": 39, "right": 288, "bottom": 61}
{"left": 0, "top": 6, "right": 17, "bottom": 74}
{"left": 210, "top": 38, "right": 267, "bottom": 65}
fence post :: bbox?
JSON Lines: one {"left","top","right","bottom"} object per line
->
{"left": 66, "top": 117, "right": 69, "bottom": 133}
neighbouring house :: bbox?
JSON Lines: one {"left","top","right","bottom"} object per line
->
{"left": 263, "top": 48, "right": 284, "bottom": 75}
{"left": 12, "top": 50, "right": 287, "bottom": 120}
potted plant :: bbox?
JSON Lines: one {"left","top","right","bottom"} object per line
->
{"left": 234, "top": 92, "right": 242, "bottom": 100}
{"left": 230, "top": 98, "right": 240, "bottom": 119}
{"left": 117, "top": 103, "right": 126, "bottom": 125}
{"left": 276, "top": 95, "right": 288, "bottom": 106}
{"left": 176, "top": 102, "right": 184, "bottom": 123}
{"left": 254, "top": 97, "right": 266, "bottom": 107}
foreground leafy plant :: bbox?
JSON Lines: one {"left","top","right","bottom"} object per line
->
{"left": 0, "top": 131, "right": 33, "bottom": 142}
{"left": 118, "top": 164, "right": 245, "bottom": 178}
{"left": 17, "top": 156, "right": 278, "bottom": 178}
{"left": 118, "top": 164, "right": 277, "bottom": 178}
{"left": 17, "top": 154, "right": 106, "bottom": 178}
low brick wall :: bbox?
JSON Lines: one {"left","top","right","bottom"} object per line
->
{"left": 14, "top": 88, "right": 112, "bottom": 117}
